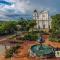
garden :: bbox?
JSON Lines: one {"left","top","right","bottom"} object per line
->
{"left": 0, "top": 15, "right": 60, "bottom": 60}
{"left": 49, "top": 14, "right": 60, "bottom": 42}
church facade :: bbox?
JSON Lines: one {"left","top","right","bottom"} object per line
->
{"left": 33, "top": 10, "right": 51, "bottom": 32}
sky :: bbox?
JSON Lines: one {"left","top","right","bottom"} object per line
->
{"left": 0, "top": 0, "right": 60, "bottom": 20}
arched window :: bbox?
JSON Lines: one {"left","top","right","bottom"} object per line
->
{"left": 49, "top": 25, "right": 50, "bottom": 29}
{"left": 38, "top": 25, "right": 40, "bottom": 29}
{"left": 43, "top": 24, "right": 45, "bottom": 29}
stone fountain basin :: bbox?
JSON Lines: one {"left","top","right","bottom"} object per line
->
{"left": 30, "top": 44, "right": 54, "bottom": 57}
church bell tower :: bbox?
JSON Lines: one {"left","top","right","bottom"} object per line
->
{"left": 33, "top": 10, "right": 38, "bottom": 20}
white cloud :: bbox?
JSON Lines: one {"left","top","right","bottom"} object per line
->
{"left": 0, "top": 0, "right": 58, "bottom": 20}
{"left": 5, "top": 0, "right": 15, "bottom": 2}
{"left": 0, "top": 0, "right": 32, "bottom": 20}
{"left": 14, "top": 0, "right": 31, "bottom": 14}
{"left": 0, "top": 0, "right": 32, "bottom": 14}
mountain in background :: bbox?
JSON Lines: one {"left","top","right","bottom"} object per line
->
{"left": 0, "top": 13, "right": 32, "bottom": 21}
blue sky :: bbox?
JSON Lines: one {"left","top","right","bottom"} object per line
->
{"left": 0, "top": 0, "right": 60, "bottom": 20}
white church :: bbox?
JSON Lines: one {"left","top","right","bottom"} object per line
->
{"left": 33, "top": 10, "right": 52, "bottom": 32}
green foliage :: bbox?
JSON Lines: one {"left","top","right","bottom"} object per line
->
{"left": 0, "top": 21, "right": 17, "bottom": 35}
{"left": 51, "top": 14, "right": 60, "bottom": 34}
{"left": 28, "top": 20, "right": 36, "bottom": 29}
{"left": 50, "top": 14, "right": 60, "bottom": 42}
{"left": 0, "top": 20, "right": 36, "bottom": 35}
{"left": 23, "top": 33, "right": 38, "bottom": 41}
{"left": 5, "top": 44, "right": 20, "bottom": 58}
{"left": 39, "top": 30, "right": 49, "bottom": 35}
{"left": 18, "top": 20, "right": 36, "bottom": 31}
{"left": 49, "top": 37, "right": 60, "bottom": 42}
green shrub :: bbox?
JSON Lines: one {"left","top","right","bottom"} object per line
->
{"left": 39, "top": 30, "right": 49, "bottom": 35}
{"left": 30, "top": 31, "right": 40, "bottom": 33}
{"left": 23, "top": 33, "right": 38, "bottom": 41}
{"left": 5, "top": 44, "right": 20, "bottom": 58}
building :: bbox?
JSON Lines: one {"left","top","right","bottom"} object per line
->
{"left": 33, "top": 10, "right": 51, "bottom": 32}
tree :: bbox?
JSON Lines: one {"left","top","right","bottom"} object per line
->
{"left": 51, "top": 14, "right": 60, "bottom": 36}
{"left": 0, "top": 23, "right": 6, "bottom": 35}
{"left": 18, "top": 20, "right": 28, "bottom": 31}
{"left": 18, "top": 20, "right": 36, "bottom": 32}
{"left": 0, "top": 21, "right": 17, "bottom": 35}
{"left": 29, "top": 20, "right": 36, "bottom": 31}
{"left": 5, "top": 21, "right": 17, "bottom": 33}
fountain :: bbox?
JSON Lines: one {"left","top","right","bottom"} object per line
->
{"left": 29, "top": 36, "right": 55, "bottom": 58}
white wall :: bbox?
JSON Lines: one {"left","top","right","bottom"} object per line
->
{"left": 33, "top": 10, "right": 51, "bottom": 29}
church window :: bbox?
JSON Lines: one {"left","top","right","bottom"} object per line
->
{"left": 49, "top": 25, "right": 50, "bottom": 29}
{"left": 38, "top": 25, "right": 40, "bottom": 29}
{"left": 43, "top": 24, "right": 45, "bottom": 29}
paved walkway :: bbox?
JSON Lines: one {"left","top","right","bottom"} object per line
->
{"left": 43, "top": 35, "right": 60, "bottom": 48}
{"left": 11, "top": 40, "right": 60, "bottom": 60}
{"left": 0, "top": 35, "right": 60, "bottom": 60}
